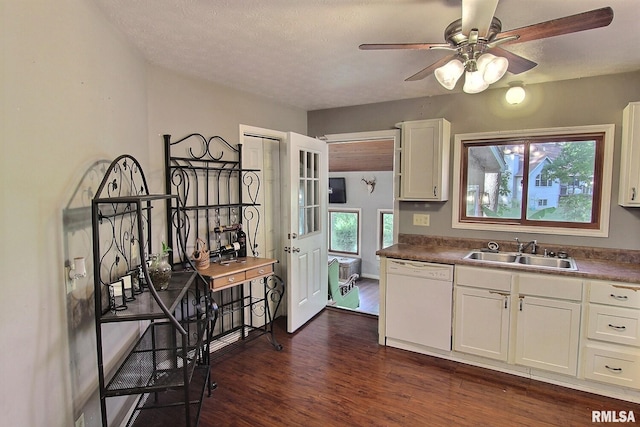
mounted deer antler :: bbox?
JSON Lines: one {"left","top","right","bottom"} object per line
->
{"left": 362, "top": 177, "right": 376, "bottom": 194}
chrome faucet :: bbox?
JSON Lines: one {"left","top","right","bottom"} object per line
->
{"left": 515, "top": 237, "right": 537, "bottom": 254}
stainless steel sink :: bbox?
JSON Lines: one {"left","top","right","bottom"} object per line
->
{"left": 463, "top": 250, "right": 578, "bottom": 271}
{"left": 515, "top": 255, "right": 577, "bottom": 270}
{"left": 464, "top": 251, "right": 518, "bottom": 263}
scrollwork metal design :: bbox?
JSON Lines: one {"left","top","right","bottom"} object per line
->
{"left": 164, "top": 134, "right": 262, "bottom": 265}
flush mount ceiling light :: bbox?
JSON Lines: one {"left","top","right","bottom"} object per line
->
{"left": 505, "top": 83, "right": 526, "bottom": 104}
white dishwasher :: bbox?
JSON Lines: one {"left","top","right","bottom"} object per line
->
{"left": 385, "top": 259, "right": 454, "bottom": 351}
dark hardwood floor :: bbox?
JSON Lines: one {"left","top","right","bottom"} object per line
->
{"left": 354, "top": 277, "right": 379, "bottom": 315}
{"left": 200, "top": 310, "right": 640, "bottom": 426}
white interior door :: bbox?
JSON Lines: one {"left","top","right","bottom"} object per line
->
{"left": 283, "top": 132, "right": 328, "bottom": 333}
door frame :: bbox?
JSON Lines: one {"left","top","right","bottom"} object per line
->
{"left": 322, "top": 129, "right": 401, "bottom": 246}
{"left": 239, "top": 125, "right": 287, "bottom": 318}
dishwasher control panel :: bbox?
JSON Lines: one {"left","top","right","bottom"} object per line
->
{"left": 387, "top": 259, "right": 453, "bottom": 281}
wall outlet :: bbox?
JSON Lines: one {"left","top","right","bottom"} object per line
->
{"left": 75, "top": 413, "right": 85, "bottom": 427}
{"left": 413, "top": 213, "right": 430, "bottom": 226}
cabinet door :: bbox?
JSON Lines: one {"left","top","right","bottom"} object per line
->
{"left": 454, "top": 286, "right": 510, "bottom": 361}
{"left": 619, "top": 102, "right": 640, "bottom": 206}
{"left": 399, "top": 119, "right": 450, "bottom": 201}
{"left": 515, "top": 296, "right": 581, "bottom": 376}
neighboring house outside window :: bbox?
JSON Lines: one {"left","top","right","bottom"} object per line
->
{"left": 452, "top": 124, "right": 614, "bottom": 237}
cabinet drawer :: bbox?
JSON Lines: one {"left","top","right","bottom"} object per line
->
{"left": 583, "top": 345, "right": 640, "bottom": 389}
{"left": 455, "top": 266, "right": 512, "bottom": 292}
{"left": 518, "top": 273, "right": 583, "bottom": 301}
{"left": 246, "top": 264, "right": 273, "bottom": 280}
{"left": 589, "top": 281, "right": 640, "bottom": 307}
{"left": 588, "top": 304, "right": 640, "bottom": 347}
{"left": 212, "top": 272, "right": 246, "bottom": 289}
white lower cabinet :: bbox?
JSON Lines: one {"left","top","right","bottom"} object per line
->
{"left": 454, "top": 266, "right": 512, "bottom": 361}
{"left": 514, "top": 273, "right": 582, "bottom": 376}
{"left": 454, "top": 267, "right": 583, "bottom": 376}
{"left": 583, "top": 280, "right": 640, "bottom": 390}
{"left": 454, "top": 285, "right": 510, "bottom": 360}
{"left": 515, "top": 296, "right": 581, "bottom": 375}
{"left": 384, "top": 263, "right": 640, "bottom": 401}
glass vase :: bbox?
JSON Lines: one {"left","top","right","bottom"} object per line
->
{"left": 149, "top": 253, "right": 172, "bottom": 291}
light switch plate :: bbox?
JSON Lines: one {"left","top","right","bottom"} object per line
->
{"left": 413, "top": 214, "right": 430, "bottom": 226}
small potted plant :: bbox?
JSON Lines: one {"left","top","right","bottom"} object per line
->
{"left": 149, "top": 242, "right": 172, "bottom": 291}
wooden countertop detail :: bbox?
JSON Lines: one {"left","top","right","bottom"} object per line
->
{"left": 197, "top": 257, "right": 278, "bottom": 291}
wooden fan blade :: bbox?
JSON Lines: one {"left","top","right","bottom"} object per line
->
{"left": 491, "top": 47, "right": 537, "bottom": 74}
{"left": 462, "top": 0, "right": 499, "bottom": 37}
{"left": 499, "top": 7, "right": 614, "bottom": 45}
{"left": 405, "top": 55, "right": 457, "bottom": 82}
{"left": 359, "top": 43, "right": 449, "bottom": 50}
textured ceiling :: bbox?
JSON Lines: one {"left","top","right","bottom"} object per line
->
{"left": 94, "top": 0, "right": 640, "bottom": 111}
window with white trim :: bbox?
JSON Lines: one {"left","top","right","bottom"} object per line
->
{"left": 452, "top": 125, "right": 614, "bottom": 237}
{"left": 328, "top": 208, "right": 361, "bottom": 255}
{"left": 378, "top": 209, "right": 394, "bottom": 250}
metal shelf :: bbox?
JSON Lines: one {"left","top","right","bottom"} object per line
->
{"left": 92, "top": 154, "right": 212, "bottom": 427}
{"left": 105, "top": 320, "right": 205, "bottom": 396}
{"left": 101, "top": 272, "right": 197, "bottom": 322}
{"left": 128, "top": 366, "right": 210, "bottom": 427}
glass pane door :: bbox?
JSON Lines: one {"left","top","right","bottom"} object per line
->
{"left": 298, "top": 149, "right": 320, "bottom": 236}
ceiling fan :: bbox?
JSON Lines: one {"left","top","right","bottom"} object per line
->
{"left": 359, "top": 1, "right": 614, "bottom": 93}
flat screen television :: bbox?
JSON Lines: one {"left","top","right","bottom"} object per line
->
{"left": 328, "top": 177, "right": 347, "bottom": 203}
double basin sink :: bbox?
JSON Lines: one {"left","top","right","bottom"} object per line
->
{"left": 463, "top": 250, "right": 578, "bottom": 271}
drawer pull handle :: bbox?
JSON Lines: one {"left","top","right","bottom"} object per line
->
{"left": 228, "top": 277, "right": 235, "bottom": 282}
{"left": 605, "top": 365, "right": 623, "bottom": 373}
{"left": 489, "top": 291, "right": 509, "bottom": 309}
{"left": 258, "top": 269, "right": 265, "bottom": 274}
{"left": 608, "top": 324, "right": 626, "bottom": 331}
{"left": 610, "top": 294, "right": 629, "bottom": 300}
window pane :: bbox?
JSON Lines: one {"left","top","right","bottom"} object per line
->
{"left": 460, "top": 133, "right": 601, "bottom": 228}
{"left": 329, "top": 211, "right": 358, "bottom": 254}
{"left": 527, "top": 141, "right": 595, "bottom": 223}
{"left": 381, "top": 212, "right": 394, "bottom": 249}
{"left": 465, "top": 144, "right": 522, "bottom": 219}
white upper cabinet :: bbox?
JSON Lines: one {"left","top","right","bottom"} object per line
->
{"left": 396, "top": 118, "right": 451, "bottom": 201}
{"left": 619, "top": 102, "right": 640, "bottom": 206}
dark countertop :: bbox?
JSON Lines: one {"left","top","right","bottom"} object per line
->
{"left": 378, "top": 243, "right": 640, "bottom": 285}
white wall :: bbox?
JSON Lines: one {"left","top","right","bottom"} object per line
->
{"left": 328, "top": 171, "right": 393, "bottom": 278}
{"left": 2, "top": 1, "right": 148, "bottom": 426}
{"left": 1, "top": 1, "right": 306, "bottom": 426}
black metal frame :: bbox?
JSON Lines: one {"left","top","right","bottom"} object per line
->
{"left": 92, "top": 154, "right": 213, "bottom": 427}
{"left": 164, "top": 134, "right": 284, "bottom": 354}
{"left": 163, "top": 133, "right": 261, "bottom": 266}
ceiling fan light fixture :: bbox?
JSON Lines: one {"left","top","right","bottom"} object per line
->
{"left": 463, "top": 70, "right": 489, "bottom": 94}
{"left": 435, "top": 59, "right": 465, "bottom": 90}
{"left": 477, "top": 53, "right": 509, "bottom": 84}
